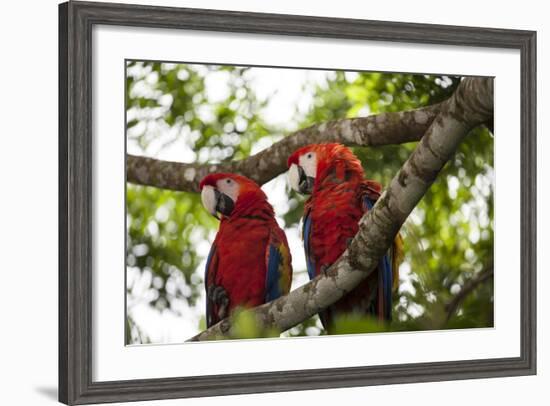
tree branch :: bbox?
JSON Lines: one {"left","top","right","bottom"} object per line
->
{"left": 127, "top": 102, "right": 444, "bottom": 193}
{"left": 444, "top": 267, "right": 494, "bottom": 324}
{"left": 188, "top": 77, "right": 494, "bottom": 341}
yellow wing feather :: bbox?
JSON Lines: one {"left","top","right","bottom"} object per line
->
{"left": 278, "top": 243, "right": 292, "bottom": 295}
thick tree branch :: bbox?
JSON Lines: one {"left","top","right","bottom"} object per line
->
{"left": 444, "top": 267, "right": 494, "bottom": 323}
{"left": 188, "top": 77, "right": 494, "bottom": 341}
{"left": 127, "top": 102, "right": 444, "bottom": 193}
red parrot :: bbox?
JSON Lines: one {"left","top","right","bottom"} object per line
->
{"left": 287, "top": 143, "right": 403, "bottom": 332}
{"left": 199, "top": 173, "right": 292, "bottom": 328}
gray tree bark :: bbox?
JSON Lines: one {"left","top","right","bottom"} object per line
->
{"left": 127, "top": 102, "right": 443, "bottom": 192}
{"left": 188, "top": 77, "right": 493, "bottom": 341}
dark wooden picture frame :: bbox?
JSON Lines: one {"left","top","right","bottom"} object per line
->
{"left": 59, "top": 1, "right": 536, "bottom": 404}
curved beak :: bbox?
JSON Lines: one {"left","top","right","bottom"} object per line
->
{"left": 288, "top": 163, "right": 314, "bottom": 194}
{"left": 201, "top": 185, "right": 235, "bottom": 219}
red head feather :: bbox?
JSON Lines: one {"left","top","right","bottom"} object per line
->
{"left": 199, "top": 173, "right": 273, "bottom": 218}
{"left": 288, "top": 143, "right": 365, "bottom": 189}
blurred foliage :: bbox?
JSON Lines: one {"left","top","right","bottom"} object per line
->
{"left": 126, "top": 62, "right": 271, "bottom": 161}
{"left": 230, "top": 308, "right": 281, "bottom": 340}
{"left": 126, "top": 62, "right": 493, "bottom": 344}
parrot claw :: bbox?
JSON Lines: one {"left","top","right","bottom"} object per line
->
{"left": 321, "top": 264, "right": 330, "bottom": 277}
{"left": 207, "top": 285, "right": 230, "bottom": 320}
{"left": 217, "top": 295, "right": 229, "bottom": 320}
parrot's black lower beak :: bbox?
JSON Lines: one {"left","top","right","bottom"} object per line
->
{"left": 298, "top": 166, "right": 315, "bottom": 194}
{"left": 214, "top": 189, "right": 235, "bottom": 218}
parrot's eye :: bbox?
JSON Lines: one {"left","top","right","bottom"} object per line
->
{"left": 307, "top": 153, "right": 312, "bottom": 159}
{"left": 226, "top": 179, "right": 232, "bottom": 184}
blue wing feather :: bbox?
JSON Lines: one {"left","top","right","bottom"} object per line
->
{"left": 364, "top": 195, "right": 393, "bottom": 320}
{"left": 265, "top": 244, "right": 283, "bottom": 302}
{"left": 303, "top": 211, "right": 316, "bottom": 280}
{"left": 381, "top": 253, "right": 392, "bottom": 320}
{"left": 204, "top": 243, "right": 217, "bottom": 327}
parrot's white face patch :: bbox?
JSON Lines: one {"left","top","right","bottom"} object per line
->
{"left": 216, "top": 178, "right": 240, "bottom": 203}
{"left": 299, "top": 151, "right": 317, "bottom": 179}
{"left": 288, "top": 164, "right": 301, "bottom": 192}
{"left": 200, "top": 185, "right": 217, "bottom": 216}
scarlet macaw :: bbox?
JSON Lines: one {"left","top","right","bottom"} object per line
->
{"left": 199, "top": 173, "right": 292, "bottom": 328}
{"left": 287, "top": 143, "right": 403, "bottom": 332}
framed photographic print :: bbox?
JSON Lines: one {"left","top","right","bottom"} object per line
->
{"left": 59, "top": 1, "right": 536, "bottom": 404}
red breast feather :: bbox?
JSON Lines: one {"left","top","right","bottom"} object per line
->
{"left": 305, "top": 144, "right": 385, "bottom": 328}
{"left": 205, "top": 175, "right": 291, "bottom": 324}
{"left": 214, "top": 215, "right": 272, "bottom": 310}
